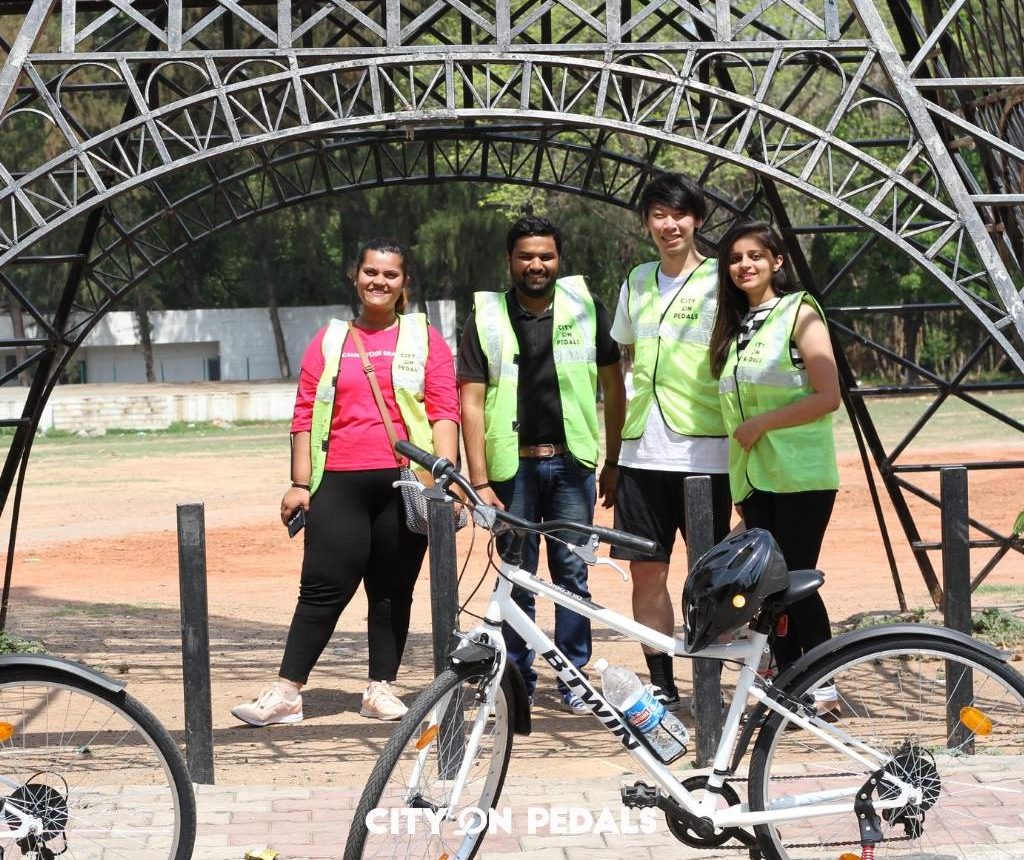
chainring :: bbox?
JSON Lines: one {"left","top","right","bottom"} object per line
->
{"left": 664, "top": 775, "right": 744, "bottom": 848}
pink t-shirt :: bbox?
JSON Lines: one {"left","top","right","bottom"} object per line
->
{"left": 292, "top": 322, "right": 460, "bottom": 471}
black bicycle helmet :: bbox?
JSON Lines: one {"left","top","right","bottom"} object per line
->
{"left": 682, "top": 528, "right": 789, "bottom": 653}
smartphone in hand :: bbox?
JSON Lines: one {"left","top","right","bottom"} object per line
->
{"left": 287, "top": 507, "right": 307, "bottom": 538}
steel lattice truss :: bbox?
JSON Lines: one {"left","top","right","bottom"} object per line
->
{"left": 0, "top": 0, "right": 1022, "bottom": 611}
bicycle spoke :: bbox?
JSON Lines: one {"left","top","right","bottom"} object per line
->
{"left": 0, "top": 673, "right": 191, "bottom": 860}
{"left": 349, "top": 669, "right": 513, "bottom": 860}
{"left": 751, "top": 640, "right": 1024, "bottom": 860}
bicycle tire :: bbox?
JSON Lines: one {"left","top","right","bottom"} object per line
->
{"left": 0, "top": 666, "right": 197, "bottom": 860}
{"left": 747, "top": 633, "right": 1024, "bottom": 860}
{"left": 345, "top": 667, "right": 514, "bottom": 860}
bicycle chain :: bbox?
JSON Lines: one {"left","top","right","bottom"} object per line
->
{"left": 725, "top": 682, "right": 915, "bottom": 852}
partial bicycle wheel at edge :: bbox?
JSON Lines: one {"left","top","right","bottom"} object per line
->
{"left": 344, "top": 667, "right": 514, "bottom": 860}
{"left": 0, "top": 667, "right": 197, "bottom": 860}
{"left": 748, "top": 634, "right": 1024, "bottom": 860}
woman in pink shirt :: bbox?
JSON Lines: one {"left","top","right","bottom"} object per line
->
{"left": 232, "top": 239, "right": 460, "bottom": 725}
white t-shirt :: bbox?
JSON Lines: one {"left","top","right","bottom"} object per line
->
{"left": 611, "top": 267, "right": 729, "bottom": 474}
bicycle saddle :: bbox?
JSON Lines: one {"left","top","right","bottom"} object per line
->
{"left": 771, "top": 570, "right": 824, "bottom": 606}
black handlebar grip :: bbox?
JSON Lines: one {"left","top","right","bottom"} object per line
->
{"left": 587, "top": 524, "right": 658, "bottom": 556}
{"left": 394, "top": 440, "right": 442, "bottom": 472}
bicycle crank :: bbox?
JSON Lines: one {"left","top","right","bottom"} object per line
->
{"left": 620, "top": 777, "right": 759, "bottom": 851}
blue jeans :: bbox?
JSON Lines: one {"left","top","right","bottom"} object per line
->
{"left": 492, "top": 454, "right": 595, "bottom": 697}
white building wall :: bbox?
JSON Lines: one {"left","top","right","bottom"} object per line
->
{"left": 79, "top": 304, "right": 356, "bottom": 383}
{"left": 83, "top": 342, "right": 221, "bottom": 384}
{"left": 1, "top": 301, "right": 457, "bottom": 387}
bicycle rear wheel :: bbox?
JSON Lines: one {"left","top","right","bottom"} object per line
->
{"left": 344, "top": 667, "right": 514, "bottom": 860}
{"left": 748, "top": 634, "right": 1024, "bottom": 860}
{"left": 0, "top": 667, "right": 196, "bottom": 860}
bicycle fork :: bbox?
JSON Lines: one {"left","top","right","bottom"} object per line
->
{"left": 407, "top": 629, "right": 507, "bottom": 817}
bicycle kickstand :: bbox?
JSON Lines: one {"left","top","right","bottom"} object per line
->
{"left": 849, "top": 771, "right": 884, "bottom": 860}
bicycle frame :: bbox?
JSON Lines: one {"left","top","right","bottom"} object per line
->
{"left": 437, "top": 558, "right": 924, "bottom": 831}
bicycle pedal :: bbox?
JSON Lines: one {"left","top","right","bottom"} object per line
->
{"left": 621, "top": 781, "right": 660, "bottom": 809}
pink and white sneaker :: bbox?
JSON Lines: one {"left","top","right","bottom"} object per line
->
{"left": 359, "top": 681, "right": 408, "bottom": 721}
{"left": 231, "top": 687, "right": 303, "bottom": 727}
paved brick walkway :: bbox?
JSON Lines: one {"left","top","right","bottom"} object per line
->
{"left": 192, "top": 777, "right": 753, "bottom": 860}
{"left": 190, "top": 760, "right": 1024, "bottom": 860}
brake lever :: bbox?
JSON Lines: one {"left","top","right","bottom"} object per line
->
{"left": 471, "top": 504, "right": 499, "bottom": 528}
{"left": 392, "top": 479, "right": 427, "bottom": 492}
{"left": 594, "top": 556, "right": 629, "bottom": 582}
{"left": 570, "top": 534, "right": 600, "bottom": 564}
{"left": 569, "top": 536, "right": 629, "bottom": 582}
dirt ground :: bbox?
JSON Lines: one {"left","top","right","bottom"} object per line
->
{"left": 2, "top": 429, "right": 1022, "bottom": 787}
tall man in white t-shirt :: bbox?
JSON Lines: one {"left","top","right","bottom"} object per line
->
{"left": 610, "top": 173, "right": 733, "bottom": 708}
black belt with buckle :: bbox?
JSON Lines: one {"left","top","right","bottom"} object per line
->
{"left": 519, "top": 443, "right": 566, "bottom": 458}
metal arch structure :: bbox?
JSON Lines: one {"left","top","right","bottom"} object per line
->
{"left": 0, "top": 1, "right": 1023, "bottom": 617}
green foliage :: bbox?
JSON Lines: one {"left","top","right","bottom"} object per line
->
{"left": 0, "top": 632, "right": 45, "bottom": 655}
{"left": 972, "top": 608, "right": 1024, "bottom": 649}
{"left": 843, "top": 606, "right": 1024, "bottom": 650}
{"left": 1013, "top": 510, "right": 1024, "bottom": 538}
{"left": 845, "top": 607, "right": 927, "bottom": 631}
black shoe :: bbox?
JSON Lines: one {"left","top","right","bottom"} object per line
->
{"left": 653, "top": 686, "right": 684, "bottom": 713}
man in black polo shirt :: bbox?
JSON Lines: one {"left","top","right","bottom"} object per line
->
{"left": 458, "top": 215, "right": 623, "bottom": 713}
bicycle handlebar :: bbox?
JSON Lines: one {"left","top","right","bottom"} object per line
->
{"left": 394, "top": 439, "right": 657, "bottom": 556}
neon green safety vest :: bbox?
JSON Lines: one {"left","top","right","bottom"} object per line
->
{"left": 473, "top": 277, "right": 600, "bottom": 482}
{"left": 621, "top": 259, "right": 726, "bottom": 439}
{"left": 718, "top": 291, "right": 840, "bottom": 502}
{"left": 308, "top": 314, "right": 434, "bottom": 495}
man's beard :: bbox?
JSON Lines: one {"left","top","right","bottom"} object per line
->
{"left": 511, "top": 271, "right": 556, "bottom": 298}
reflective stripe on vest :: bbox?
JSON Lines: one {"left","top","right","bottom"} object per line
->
{"left": 473, "top": 277, "right": 600, "bottom": 482}
{"left": 621, "top": 258, "right": 726, "bottom": 439}
{"left": 308, "top": 315, "right": 433, "bottom": 495}
{"left": 718, "top": 291, "right": 839, "bottom": 501}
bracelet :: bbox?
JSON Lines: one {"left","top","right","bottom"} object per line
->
{"left": 291, "top": 482, "right": 310, "bottom": 490}
{"left": 472, "top": 481, "right": 491, "bottom": 490}
{"left": 604, "top": 460, "right": 618, "bottom": 469}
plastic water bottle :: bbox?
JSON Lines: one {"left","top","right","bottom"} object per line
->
{"left": 593, "top": 658, "right": 690, "bottom": 762}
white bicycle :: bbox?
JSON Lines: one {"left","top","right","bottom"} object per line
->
{"left": 345, "top": 441, "right": 1024, "bottom": 860}
{"left": 0, "top": 656, "right": 196, "bottom": 860}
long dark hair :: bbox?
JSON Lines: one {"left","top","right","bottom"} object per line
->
{"left": 352, "top": 238, "right": 415, "bottom": 314}
{"left": 709, "top": 221, "right": 794, "bottom": 378}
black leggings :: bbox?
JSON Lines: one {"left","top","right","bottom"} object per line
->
{"left": 740, "top": 488, "right": 837, "bottom": 674}
{"left": 279, "top": 469, "right": 428, "bottom": 684}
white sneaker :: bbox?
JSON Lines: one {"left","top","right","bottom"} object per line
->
{"left": 360, "top": 681, "right": 408, "bottom": 721}
{"left": 231, "top": 687, "right": 303, "bottom": 727}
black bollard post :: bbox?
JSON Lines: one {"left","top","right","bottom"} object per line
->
{"left": 684, "top": 475, "right": 722, "bottom": 768}
{"left": 176, "top": 502, "right": 215, "bottom": 785}
{"left": 941, "top": 467, "right": 974, "bottom": 753}
{"left": 426, "top": 488, "right": 460, "bottom": 675}
{"left": 425, "top": 488, "right": 462, "bottom": 777}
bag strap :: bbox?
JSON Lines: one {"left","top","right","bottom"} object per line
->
{"left": 347, "top": 326, "right": 404, "bottom": 467}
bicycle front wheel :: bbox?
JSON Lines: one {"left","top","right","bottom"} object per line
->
{"left": 345, "top": 667, "right": 514, "bottom": 860}
{"left": 748, "top": 634, "right": 1024, "bottom": 860}
{"left": 0, "top": 667, "right": 196, "bottom": 860}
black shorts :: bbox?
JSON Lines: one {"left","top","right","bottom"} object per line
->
{"left": 611, "top": 466, "right": 733, "bottom": 562}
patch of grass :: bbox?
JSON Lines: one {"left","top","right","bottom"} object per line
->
{"left": 831, "top": 391, "right": 1024, "bottom": 452}
{"left": 843, "top": 607, "right": 928, "bottom": 631}
{"left": 972, "top": 608, "right": 1024, "bottom": 649}
{"left": 36, "top": 428, "right": 76, "bottom": 439}
{"left": 0, "top": 631, "right": 45, "bottom": 654}
{"left": 842, "top": 605, "right": 1024, "bottom": 650}
{"left": 974, "top": 583, "right": 1024, "bottom": 599}
{"left": 17, "top": 419, "right": 289, "bottom": 460}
